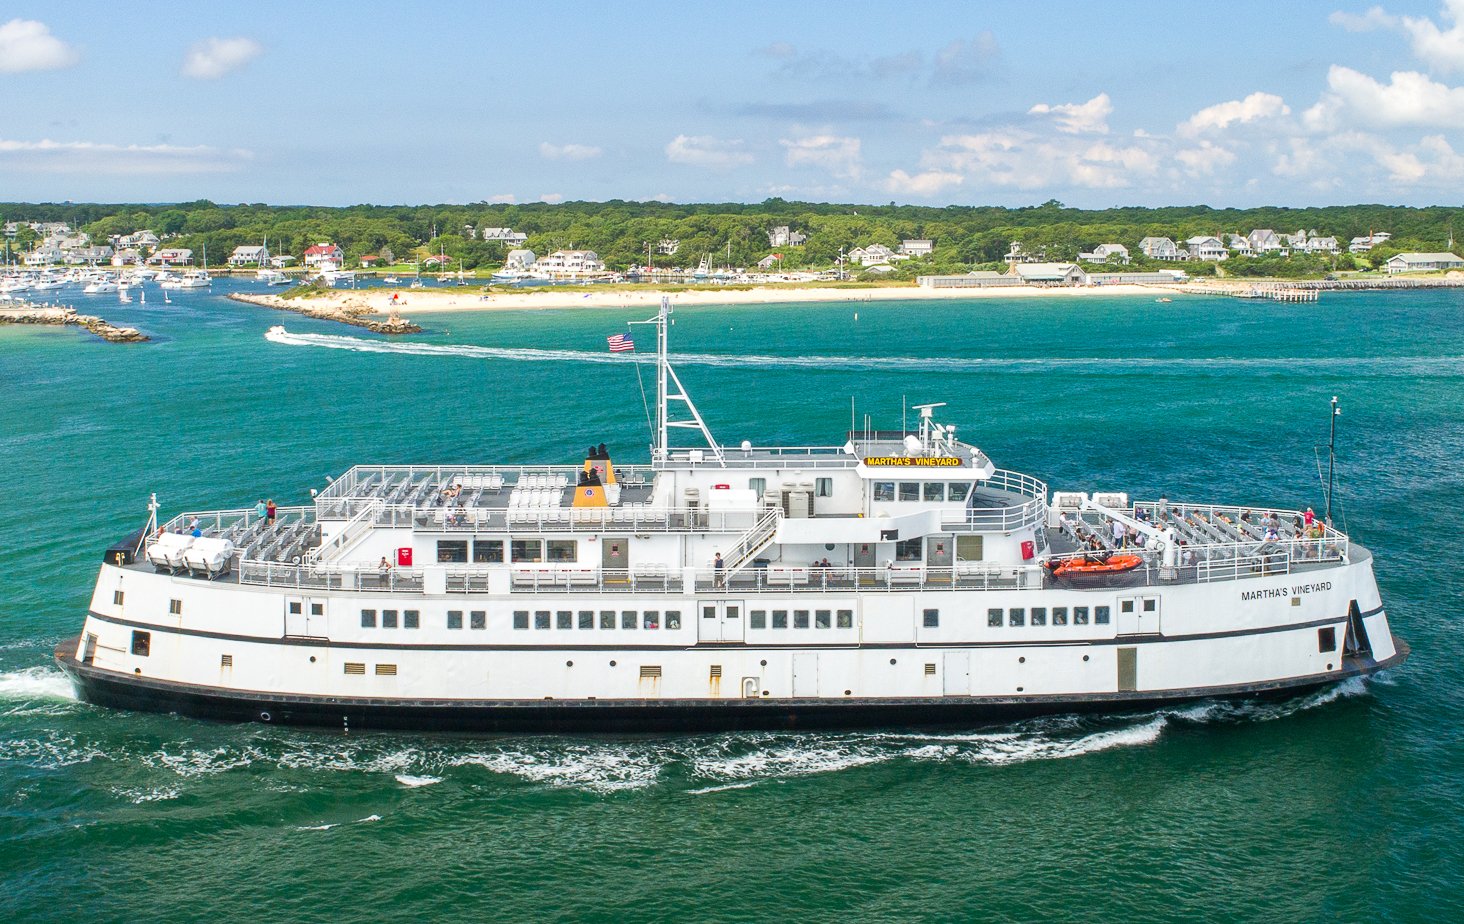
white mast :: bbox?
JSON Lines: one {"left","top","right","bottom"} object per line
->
{"left": 634, "top": 297, "right": 724, "bottom": 466}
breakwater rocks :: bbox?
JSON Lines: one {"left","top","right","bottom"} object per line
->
{"left": 0, "top": 305, "right": 148, "bottom": 342}
{"left": 227, "top": 293, "right": 422, "bottom": 334}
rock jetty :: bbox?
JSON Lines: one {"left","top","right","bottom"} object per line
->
{"left": 0, "top": 304, "right": 148, "bottom": 342}
{"left": 228, "top": 293, "right": 422, "bottom": 334}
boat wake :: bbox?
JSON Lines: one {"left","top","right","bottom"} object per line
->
{"left": 0, "top": 666, "right": 78, "bottom": 709}
{"left": 263, "top": 327, "right": 1464, "bottom": 376}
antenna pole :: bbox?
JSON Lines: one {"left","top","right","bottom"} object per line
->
{"left": 1326, "top": 396, "right": 1340, "bottom": 527}
{"left": 657, "top": 296, "right": 668, "bottom": 459}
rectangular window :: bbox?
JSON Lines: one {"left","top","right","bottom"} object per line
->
{"left": 547, "top": 540, "right": 577, "bottom": 562}
{"left": 815, "top": 477, "right": 833, "bottom": 498}
{"left": 361, "top": 609, "right": 376, "bottom": 628}
{"left": 923, "top": 608, "right": 940, "bottom": 628}
{"left": 557, "top": 610, "right": 573, "bottom": 630}
{"left": 344, "top": 662, "right": 365, "bottom": 675}
{"left": 923, "top": 482, "right": 945, "bottom": 502}
{"left": 1121, "top": 599, "right": 1135, "bottom": 614}
{"left": 534, "top": 610, "right": 550, "bottom": 630}
{"left": 1095, "top": 606, "right": 1111, "bottom": 625}
{"left": 289, "top": 601, "right": 301, "bottom": 615}
{"left": 1031, "top": 607, "right": 1046, "bottom": 627}
{"left": 311, "top": 603, "right": 323, "bottom": 616}
{"left": 895, "top": 537, "right": 923, "bottom": 561}
{"left": 816, "top": 609, "right": 832, "bottom": 629}
{"left": 447, "top": 610, "right": 463, "bottom": 630}
{"left": 1052, "top": 606, "right": 1068, "bottom": 626}
{"left": 130, "top": 630, "right": 150, "bottom": 656}
{"left": 750, "top": 609, "right": 767, "bottom": 629}
{"left": 579, "top": 610, "right": 594, "bottom": 630}
{"left": 1143, "top": 599, "right": 1157, "bottom": 613}
{"left": 1009, "top": 607, "right": 1026, "bottom": 627}
{"left": 898, "top": 482, "right": 920, "bottom": 501}
{"left": 772, "top": 609, "right": 789, "bottom": 629}
{"left": 600, "top": 610, "right": 616, "bottom": 630}
{"left": 436, "top": 540, "right": 468, "bottom": 563}
{"left": 1074, "top": 606, "right": 1090, "bottom": 625}
{"left": 837, "top": 609, "right": 853, "bottom": 629}
{"left": 470, "top": 610, "right": 486, "bottom": 630}
{"left": 113, "top": 590, "right": 125, "bottom": 606}
{"left": 382, "top": 609, "right": 399, "bottom": 629}
{"left": 643, "top": 610, "right": 660, "bottom": 629}
{"left": 956, "top": 535, "right": 984, "bottom": 561}
{"left": 472, "top": 539, "right": 504, "bottom": 563}
{"left": 749, "top": 477, "right": 767, "bottom": 495}
{"left": 794, "top": 609, "right": 810, "bottom": 629}
{"left": 512, "top": 610, "right": 528, "bottom": 630}
{"left": 947, "top": 482, "right": 972, "bottom": 502}
{"left": 404, "top": 609, "right": 419, "bottom": 629}
{"left": 1318, "top": 627, "right": 1337, "bottom": 653}
{"left": 873, "top": 481, "right": 895, "bottom": 502}
{"left": 988, "top": 608, "right": 1003, "bottom": 627}
{"left": 511, "top": 539, "right": 543, "bottom": 562}
{"left": 622, "top": 611, "right": 637, "bottom": 630}
{"left": 666, "top": 610, "right": 682, "bottom": 630}
{"left": 168, "top": 598, "right": 182, "bottom": 615}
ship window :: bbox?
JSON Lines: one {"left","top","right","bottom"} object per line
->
{"left": 382, "top": 609, "right": 398, "bottom": 629}
{"left": 1074, "top": 606, "right": 1090, "bottom": 625}
{"left": 547, "top": 540, "right": 577, "bottom": 562}
{"left": 361, "top": 609, "right": 376, "bottom": 628}
{"left": 816, "top": 609, "right": 832, "bottom": 629}
{"left": 289, "top": 602, "right": 301, "bottom": 615}
{"left": 511, "top": 539, "right": 543, "bottom": 562}
{"left": 557, "top": 610, "right": 572, "bottom": 629}
{"left": 1318, "top": 627, "right": 1337, "bottom": 652}
{"left": 621, "top": 611, "right": 637, "bottom": 630}
{"left": 948, "top": 482, "right": 972, "bottom": 502}
{"left": 750, "top": 609, "right": 767, "bottom": 629}
{"left": 1052, "top": 606, "right": 1068, "bottom": 626}
{"left": 772, "top": 609, "right": 789, "bottom": 629}
{"left": 1095, "top": 606, "right": 1111, "bottom": 625}
{"left": 437, "top": 540, "right": 468, "bottom": 563}
{"left": 130, "top": 630, "right": 150, "bottom": 656}
{"left": 600, "top": 610, "right": 616, "bottom": 629}
{"left": 924, "top": 482, "right": 944, "bottom": 501}
{"left": 1121, "top": 599, "right": 1135, "bottom": 613}
{"left": 447, "top": 610, "right": 463, "bottom": 630}
{"left": 667, "top": 610, "right": 682, "bottom": 630}
{"left": 794, "top": 609, "right": 810, "bottom": 629}
{"left": 113, "top": 590, "right": 124, "bottom": 606}
{"left": 513, "top": 610, "right": 528, "bottom": 630}
{"left": 837, "top": 609, "right": 853, "bottom": 629}
{"left": 1143, "top": 599, "right": 1156, "bottom": 613}
{"left": 1009, "top": 608, "right": 1026, "bottom": 627}
{"left": 404, "top": 609, "right": 419, "bottom": 629}
{"left": 344, "top": 662, "right": 365, "bottom": 675}
{"left": 873, "top": 482, "right": 895, "bottom": 502}
{"left": 311, "top": 603, "right": 323, "bottom": 616}
{"left": 815, "top": 478, "right": 833, "bottom": 498}
{"left": 895, "top": 538, "right": 923, "bottom": 561}
{"left": 749, "top": 477, "right": 767, "bottom": 494}
{"left": 534, "top": 610, "right": 550, "bottom": 630}
{"left": 923, "top": 608, "right": 940, "bottom": 628}
{"left": 644, "top": 610, "right": 660, "bottom": 629}
{"left": 988, "top": 608, "right": 1003, "bottom": 627}
{"left": 579, "top": 610, "right": 594, "bottom": 630}
{"left": 1031, "top": 607, "right": 1046, "bottom": 627}
{"left": 898, "top": 482, "right": 920, "bottom": 501}
{"left": 956, "top": 536, "right": 984, "bottom": 561}
{"left": 473, "top": 540, "right": 504, "bottom": 563}
{"left": 169, "top": 598, "right": 183, "bottom": 615}
{"left": 375, "top": 664, "right": 397, "bottom": 676}
{"left": 470, "top": 610, "right": 487, "bottom": 630}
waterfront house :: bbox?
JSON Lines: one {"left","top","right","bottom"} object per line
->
{"left": 1349, "top": 232, "right": 1391, "bottom": 253}
{"left": 23, "top": 246, "right": 64, "bottom": 266}
{"left": 481, "top": 228, "right": 529, "bottom": 245}
{"left": 1138, "top": 237, "right": 1182, "bottom": 260}
{"left": 110, "top": 248, "right": 143, "bottom": 267}
{"left": 1227, "top": 234, "right": 1254, "bottom": 257}
{"left": 1005, "top": 241, "right": 1044, "bottom": 264}
{"left": 228, "top": 245, "right": 269, "bottom": 267}
{"left": 900, "top": 239, "right": 935, "bottom": 257}
{"left": 768, "top": 226, "right": 808, "bottom": 247}
{"left": 1077, "top": 243, "right": 1130, "bottom": 264}
{"left": 1384, "top": 252, "right": 1464, "bottom": 274}
{"left": 303, "top": 243, "right": 345, "bottom": 267}
{"left": 1185, "top": 236, "right": 1229, "bottom": 261}
{"left": 756, "top": 255, "right": 779, "bottom": 270}
{"left": 1013, "top": 262, "right": 1087, "bottom": 286}
{"left": 423, "top": 254, "right": 455, "bottom": 267}
{"left": 535, "top": 250, "right": 606, "bottom": 277}
{"left": 359, "top": 255, "right": 381, "bottom": 268}
{"left": 1246, "top": 229, "right": 1285, "bottom": 254}
{"left": 503, "top": 249, "right": 536, "bottom": 270}
{"left": 64, "top": 245, "right": 113, "bottom": 265}
{"left": 149, "top": 248, "right": 193, "bottom": 266}
{"left": 849, "top": 244, "right": 904, "bottom": 267}
{"left": 270, "top": 255, "right": 296, "bottom": 268}
{"left": 1306, "top": 236, "right": 1340, "bottom": 254}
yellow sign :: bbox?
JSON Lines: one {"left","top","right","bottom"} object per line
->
{"left": 863, "top": 456, "right": 964, "bottom": 467}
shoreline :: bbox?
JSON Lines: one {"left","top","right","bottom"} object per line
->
{"left": 0, "top": 303, "right": 148, "bottom": 342}
{"left": 226, "top": 293, "right": 422, "bottom": 333}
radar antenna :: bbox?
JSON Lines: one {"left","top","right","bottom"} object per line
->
{"left": 631, "top": 297, "right": 724, "bottom": 466}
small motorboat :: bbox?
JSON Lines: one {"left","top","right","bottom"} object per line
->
{"left": 1047, "top": 553, "right": 1144, "bottom": 585}
{"left": 1155, "top": 297, "right": 1172, "bottom": 303}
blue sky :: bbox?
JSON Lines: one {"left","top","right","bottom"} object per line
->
{"left": 2, "top": 0, "right": 1463, "bottom": 207}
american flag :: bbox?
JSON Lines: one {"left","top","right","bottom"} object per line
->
{"left": 607, "top": 333, "right": 635, "bottom": 352}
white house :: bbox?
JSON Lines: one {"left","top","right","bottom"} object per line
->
{"left": 1138, "top": 237, "right": 1182, "bottom": 261}
{"left": 755, "top": 255, "right": 780, "bottom": 270}
{"left": 1077, "top": 243, "right": 1130, "bottom": 264}
{"left": 23, "top": 246, "right": 64, "bottom": 266}
{"left": 1013, "top": 262, "right": 1087, "bottom": 286}
{"left": 900, "top": 239, "right": 934, "bottom": 257}
{"left": 303, "top": 243, "right": 345, "bottom": 267}
{"left": 481, "top": 228, "right": 529, "bottom": 245}
{"left": 1384, "top": 252, "right": 1464, "bottom": 273}
{"left": 849, "top": 244, "right": 905, "bottom": 267}
{"left": 1246, "top": 229, "right": 1285, "bottom": 254}
{"left": 1185, "top": 236, "right": 1229, "bottom": 261}
{"left": 1349, "top": 232, "right": 1391, "bottom": 253}
{"left": 535, "top": 250, "right": 605, "bottom": 276}
{"left": 149, "top": 248, "right": 193, "bottom": 266}
{"left": 1227, "top": 234, "right": 1254, "bottom": 257}
{"left": 269, "top": 255, "right": 297, "bottom": 268}
{"left": 110, "top": 248, "right": 143, "bottom": 267}
{"left": 503, "top": 249, "right": 536, "bottom": 270}
{"left": 64, "top": 245, "right": 113, "bottom": 265}
{"left": 767, "top": 226, "right": 807, "bottom": 247}
{"left": 1306, "top": 236, "right": 1340, "bottom": 254}
{"left": 228, "top": 245, "right": 270, "bottom": 266}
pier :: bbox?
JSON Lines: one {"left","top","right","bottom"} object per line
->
{"left": 1173, "top": 284, "right": 1320, "bottom": 302}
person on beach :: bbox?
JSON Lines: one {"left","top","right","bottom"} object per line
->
{"left": 265, "top": 499, "right": 277, "bottom": 526}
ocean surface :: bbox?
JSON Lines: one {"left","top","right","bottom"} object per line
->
{"left": 1, "top": 282, "right": 1460, "bottom": 921}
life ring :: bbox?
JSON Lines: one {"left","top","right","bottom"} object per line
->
{"left": 259, "top": 711, "right": 273, "bottom": 723}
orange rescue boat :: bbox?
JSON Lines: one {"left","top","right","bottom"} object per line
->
{"left": 1049, "top": 554, "right": 1143, "bottom": 578}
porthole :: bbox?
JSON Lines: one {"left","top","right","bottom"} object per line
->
{"left": 566, "top": 660, "right": 574, "bottom": 667}
{"left": 609, "top": 659, "right": 617, "bottom": 667}
{"left": 760, "top": 659, "right": 767, "bottom": 667}
{"left": 889, "top": 658, "right": 897, "bottom": 665}
{"left": 1083, "top": 655, "right": 1090, "bottom": 662}
{"left": 1327, "top": 662, "right": 1334, "bottom": 670}
{"left": 1019, "top": 656, "right": 1026, "bottom": 664}
{"left": 1017, "top": 686, "right": 1024, "bottom": 692}
{"left": 309, "top": 656, "right": 317, "bottom": 663}
{"left": 845, "top": 689, "right": 852, "bottom": 696}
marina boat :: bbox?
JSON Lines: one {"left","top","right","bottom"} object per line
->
{"left": 167, "top": 269, "right": 211, "bottom": 289}
{"left": 257, "top": 268, "right": 290, "bottom": 286}
{"left": 57, "top": 303, "right": 1406, "bottom": 732}
{"left": 31, "top": 273, "right": 67, "bottom": 292}
{"left": 83, "top": 277, "right": 119, "bottom": 294}
{"left": 383, "top": 275, "right": 401, "bottom": 284}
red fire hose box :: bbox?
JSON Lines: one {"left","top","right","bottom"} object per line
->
{"left": 396, "top": 547, "right": 413, "bottom": 567}
{"left": 1021, "top": 540, "right": 1035, "bottom": 560}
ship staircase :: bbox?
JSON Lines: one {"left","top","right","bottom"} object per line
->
{"left": 721, "top": 507, "right": 782, "bottom": 579}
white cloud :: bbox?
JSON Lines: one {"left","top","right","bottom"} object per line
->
{"left": 1179, "top": 92, "right": 1290, "bottom": 136}
{"left": 1329, "top": 7, "right": 1398, "bottom": 32}
{"left": 917, "top": 129, "right": 1156, "bottom": 190}
{"left": 486, "top": 194, "right": 516, "bottom": 204}
{"left": 0, "top": 137, "right": 251, "bottom": 174}
{"left": 181, "top": 37, "right": 263, "bottom": 79}
{"left": 665, "top": 134, "right": 754, "bottom": 169}
{"left": 1175, "top": 141, "right": 1238, "bottom": 175}
{"left": 0, "top": 19, "right": 79, "bottom": 73}
{"left": 1331, "top": 2, "right": 1464, "bottom": 73}
{"left": 780, "top": 134, "right": 862, "bottom": 179}
{"left": 1027, "top": 93, "right": 1112, "bottom": 134}
{"left": 539, "top": 193, "right": 564, "bottom": 204}
{"left": 1304, "top": 65, "right": 1464, "bottom": 129}
{"left": 882, "top": 169, "right": 963, "bottom": 196}
{"left": 539, "top": 142, "right": 602, "bottom": 161}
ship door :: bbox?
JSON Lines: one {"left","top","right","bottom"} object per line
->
{"left": 602, "top": 537, "right": 629, "bottom": 579}
{"left": 699, "top": 600, "right": 744, "bottom": 642}
{"left": 943, "top": 651, "right": 970, "bottom": 695}
{"left": 792, "top": 653, "right": 819, "bottom": 696}
{"left": 1118, "top": 595, "right": 1161, "bottom": 635}
{"left": 284, "top": 597, "right": 323, "bottom": 637}
{"left": 854, "top": 542, "right": 876, "bottom": 584}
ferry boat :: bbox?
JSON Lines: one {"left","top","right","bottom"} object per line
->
{"left": 57, "top": 302, "right": 1406, "bottom": 732}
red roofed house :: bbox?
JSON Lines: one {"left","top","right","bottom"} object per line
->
{"left": 359, "top": 254, "right": 380, "bottom": 267}
{"left": 303, "top": 243, "right": 344, "bottom": 268}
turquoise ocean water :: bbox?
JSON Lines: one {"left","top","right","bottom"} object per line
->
{"left": 1, "top": 282, "right": 1460, "bottom": 921}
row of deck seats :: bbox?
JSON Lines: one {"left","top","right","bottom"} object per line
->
{"left": 508, "top": 488, "right": 565, "bottom": 509}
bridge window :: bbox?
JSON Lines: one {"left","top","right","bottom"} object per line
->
{"left": 130, "top": 630, "right": 150, "bottom": 656}
{"left": 473, "top": 540, "right": 504, "bottom": 563}
{"left": 404, "top": 609, "right": 419, "bottom": 629}
{"left": 621, "top": 611, "right": 637, "bottom": 630}
{"left": 750, "top": 609, "right": 767, "bottom": 629}
{"left": 1030, "top": 607, "right": 1046, "bottom": 627}
{"left": 361, "top": 609, "right": 376, "bottom": 628}
{"left": 924, "top": 482, "right": 944, "bottom": 501}
{"left": 1052, "top": 607, "right": 1068, "bottom": 626}
{"left": 471, "top": 610, "right": 486, "bottom": 630}
{"left": 436, "top": 540, "right": 467, "bottom": 563}
{"left": 600, "top": 610, "right": 616, "bottom": 629}
{"left": 447, "top": 610, "right": 463, "bottom": 630}
{"left": 1095, "top": 606, "right": 1111, "bottom": 625}
{"left": 547, "top": 540, "right": 577, "bottom": 562}
{"left": 513, "top": 611, "right": 529, "bottom": 630}
{"left": 988, "top": 608, "right": 1003, "bottom": 627}
{"left": 772, "top": 609, "right": 789, "bottom": 629}
{"left": 1074, "top": 606, "right": 1090, "bottom": 625}
{"left": 815, "top": 478, "right": 833, "bottom": 497}
{"left": 816, "top": 609, "right": 832, "bottom": 629}
{"left": 895, "top": 538, "right": 923, "bottom": 561}
{"left": 534, "top": 611, "right": 550, "bottom": 630}
{"left": 667, "top": 610, "right": 682, "bottom": 630}
{"left": 873, "top": 482, "right": 895, "bottom": 501}
{"left": 899, "top": 482, "right": 920, "bottom": 501}
{"left": 382, "top": 609, "right": 398, "bottom": 629}
{"left": 1009, "top": 608, "right": 1025, "bottom": 627}
{"left": 948, "top": 482, "right": 972, "bottom": 502}
{"left": 643, "top": 610, "right": 660, "bottom": 629}
{"left": 557, "top": 610, "right": 573, "bottom": 630}
{"left": 511, "top": 539, "right": 543, "bottom": 562}
{"left": 579, "top": 610, "right": 594, "bottom": 630}
{"left": 837, "top": 609, "right": 853, "bottom": 628}
{"left": 923, "top": 608, "right": 940, "bottom": 628}
{"left": 794, "top": 609, "right": 810, "bottom": 629}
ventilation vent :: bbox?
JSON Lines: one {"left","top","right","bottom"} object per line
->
{"left": 924, "top": 663, "right": 937, "bottom": 675}
{"left": 709, "top": 665, "right": 723, "bottom": 678}
{"left": 344, "top": 662, "right": 366, "bottom": 675}
{"left": 640, "top": 665, "right": 662, "bottom": 679}
{"left": 220, "top": 654, "right": 233, "bottom": 668}
{"left": 375, "top": 663, "right": 398, "bottom": 676}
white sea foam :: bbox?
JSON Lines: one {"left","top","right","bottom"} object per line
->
{"left": 0, "top": 666, "right": 78, "bottom": 702}
{"left": 145, "top": 745, "right": 265, "bottom": 778}
{"left": 111, "top": 786, "right": 181, "bottom": 804}
{"left": 395, "top": 773, "right": 442, "bottom": 788}
{"left": 448, "top": 745, "right": 662, "bottom": 793}
{"left": 296, "top": 823, "right": 339, "bottom": 831}
{"left": 357, "top": 814, "right": 382, "bottom": 823}
{"left": 0, "top": 732, "right": 107, "bottom": 768}
{"left": 685, "top": 780, "right": 763, "bottom": 795}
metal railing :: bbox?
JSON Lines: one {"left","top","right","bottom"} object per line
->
{"left": 315, "top": 463, "right": 657, "bottom": 502}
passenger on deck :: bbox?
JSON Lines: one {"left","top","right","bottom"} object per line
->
{"left": 1112, "top": 519, "right": 1127, "bottom": 548}
{"left": 714, "top": 552, "right": 724, "bottom": 585}
{"left": 1240, "top": 509, "right": 1252, "bottom": 525}
{"left": 1158, "top": 495, "right": 1170, "bottom": 520}
{"left": 265, "top": 499, "right": 277, "bottom": 526}
{"left": 1304, "top": 507, "right": 1316, "bottom": 527}
{"left": 254, "top": 499, "right": 266, "bottom": 521}
{"left": 377, "top": 557, "right": 392, "bottom": 585}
